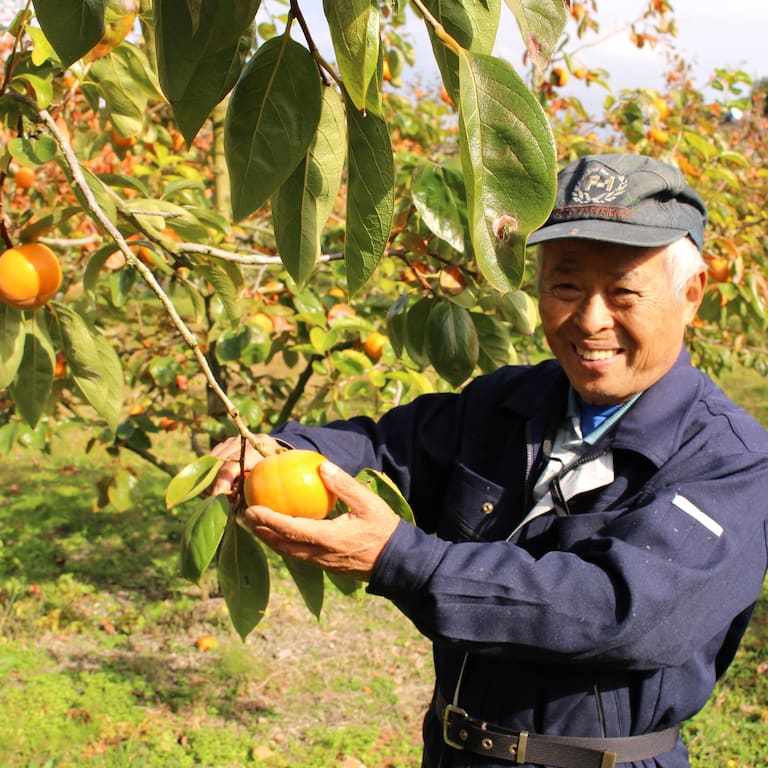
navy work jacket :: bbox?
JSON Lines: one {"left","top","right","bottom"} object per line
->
{"left": 273, "top": 348, "right": 768, "bottom": 767}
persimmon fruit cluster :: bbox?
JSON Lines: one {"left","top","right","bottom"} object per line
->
{"left": 0, "top": 242, "right": 62, "bottom": 310}
{"left": 244, "top": 450, "right": 336, "bottom": 519}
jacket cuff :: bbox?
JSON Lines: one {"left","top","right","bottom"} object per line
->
{"left": 368, "top": 519, "right": 449, "bottom": 597}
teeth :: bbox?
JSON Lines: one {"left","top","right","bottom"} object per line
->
{"left": 577, "top": 347, "right": 616, "bottom": 361}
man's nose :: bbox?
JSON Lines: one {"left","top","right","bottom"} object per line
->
{"left": 574, "top": 293, "right": 614, "bottom": 333}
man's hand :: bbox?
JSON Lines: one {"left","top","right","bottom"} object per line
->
{"left": 241, "top": 461, "right": 401, "bottom": 582}
{"left": 209, "top": 434, "right": 282, "bottom": 497}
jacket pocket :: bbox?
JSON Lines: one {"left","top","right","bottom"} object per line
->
{"left": 437, "top": 461, "right": 509, "bottom": 542}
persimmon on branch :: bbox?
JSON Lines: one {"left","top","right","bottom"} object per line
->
{"left": 11, "top": 92, "right": 276, "bottom": 458}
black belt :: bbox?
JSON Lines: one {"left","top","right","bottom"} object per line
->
{"left": 435, "top": 691, "right": 679, "bottom": 768}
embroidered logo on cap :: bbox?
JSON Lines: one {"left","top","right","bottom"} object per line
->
{"left": 571, "top": 162, "right": 629, "bottom": 204}
{"left": 549, "top": 161, "right": 632, "bottom": 222}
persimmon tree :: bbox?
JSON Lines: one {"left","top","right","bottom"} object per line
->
{"left": 0, "top": 0, "right": 764, "bottom": 637}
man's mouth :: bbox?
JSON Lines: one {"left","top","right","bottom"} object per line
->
{"left": 575, "top": 346, "right": 619, "bottom": 361}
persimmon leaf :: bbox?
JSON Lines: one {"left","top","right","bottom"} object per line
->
{"left": 166, "top": 455, "right": 223, "bottom": 509}
{"left": 219, "top": 520, "right": 270, "bottom": 641}
{"left": 458, "top": 49, "right": 556, "bottom": 293}
{"left": 225, "top": 35, "right": 322, "bottom": 221}
{"left": 180, "top": 494, "right": 229, "bottom": 584}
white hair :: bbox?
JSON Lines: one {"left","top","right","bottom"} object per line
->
{"left": 663, "top": 237, "right": 706, "bottom": 303}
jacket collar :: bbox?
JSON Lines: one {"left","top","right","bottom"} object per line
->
{"left": 500, "top": 348, "right": 703, "bottom": 468}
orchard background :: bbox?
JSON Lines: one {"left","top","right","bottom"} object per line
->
{"left": 0, "top": 0, "right": 766, "bottom": 763}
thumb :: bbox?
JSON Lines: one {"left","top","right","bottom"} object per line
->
{"left": 319, "top": 461, "right": 381, "bottom": 515}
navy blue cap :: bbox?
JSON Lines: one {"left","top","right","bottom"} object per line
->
{"left": 528, "top": 154, "right": 707, "bottom": 252}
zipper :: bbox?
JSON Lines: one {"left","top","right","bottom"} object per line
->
{"left": 551, "top": 448, "right": 611, "bottom": 517}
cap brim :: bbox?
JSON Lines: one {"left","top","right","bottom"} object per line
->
{"left": 527, "top": 220, "right": 690, "bottom": 248}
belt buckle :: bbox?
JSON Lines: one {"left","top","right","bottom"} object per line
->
{"left": 442, "top": 703, "right": 469, "bottom": 750}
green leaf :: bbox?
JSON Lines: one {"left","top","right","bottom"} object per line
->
{"left": 8, "top": 136, "right": 58, "bottom": 165}
{"left": 404, "top": 297, "right": 433, "bottom": 368}
{"left": 273, "top": 86, "right": 346, "bottom": 285}
{"left": 412, "top": 160, "right": 468, "bottom": 252}
{"left": 31, "top": 0, "right": 106, "bottom": 67}
{"left": 87, "top": 45, "right": 162, "bottom": 137}
{"left": 180, "top": 494, "right": 229, "bottom": 584}
{"left": 225, "top": 34, "right": 322, "bottom": 221}
{"left": 281, "top": 557, "right": 324, "bottom": 620}
{"left": 385, "top": 294, "right": 408, "bottom": 358}
{"left": 196, "top": 262, "right": 243, "bottom": 325}
{"left": 458, "top": 49, "right": 556, "bottom": 293}
{"left": 421, "top": 0, "right": 500, "bottom": 104}
{"left": 107, "top": 469, "right": 137, "bottom": 512}
{"left": 327, "top": 571, "right": 364, "bottom": 597}
{"left": 66, "top": 165, "right": 117, "bottom": 225}
{"left": 219, "top": 520, "right": 270, "bottom": 641}
{"left": 497, "top": 289, "right": 539, "bottom": 335}
{"left": 323, "top": 0, "right": 381, "bottom": 114}
{"left": 51, "top": 303, "right": 124, "bottom": 432}
{"left": 8, "top": 317, "right": 55, "bottom": 428}
{"left": 0, "top": 304, "right": 25, "bottom": 389}
{"left": 471, "top": 313, "right": 511, "bottom": 373}
{"left": 425, "top": 301, "right": 479, "bottom": 387}
{"left": 502, "top": 0, "right": 568, "bottom": 70}
{"left": 155, "top": 0, "right": 261, "bottom": 142}
{"left": 345, "top": 93, "right": 394, "bottom": 295}
{"left": 355, "top": 467, "right": 415, "bottom": 525}
{"left": 166, "top": 455, "right": 223, "bottom": 510}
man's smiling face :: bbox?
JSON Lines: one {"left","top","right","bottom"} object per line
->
{"left": 538, "top": 239, "right": 705, "bottom": 405}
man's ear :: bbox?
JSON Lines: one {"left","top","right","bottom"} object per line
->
{"left": 683, "top": 270, "right": 707, "bottom": 324}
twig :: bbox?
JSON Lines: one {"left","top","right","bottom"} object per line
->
{"left": 12, "top": 93, "right": 272, "bottom": 458}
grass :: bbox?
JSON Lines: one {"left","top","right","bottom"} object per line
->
{"left": 1, "top": 366, "right": 767, "bottom": 767}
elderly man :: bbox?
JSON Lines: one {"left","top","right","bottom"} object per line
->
{"left": 212, "top": 154, "right": 768, "bottom": 768}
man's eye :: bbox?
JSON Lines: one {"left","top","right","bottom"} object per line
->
{"left": 550, "top": 283, "right": 580, "bottom": 296}
{"left": 612, "top": 288, "right": 638, "bottom": 303}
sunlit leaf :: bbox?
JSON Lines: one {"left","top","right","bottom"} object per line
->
{"left": 0, "top": 304, "right": 25, "bottom": 389}
{"left": 8, "top": 316, "right": 55, "bottom": 428}
{"left": 498, "top": 289, "right": 539, "bottom": 335}
{"left": 356, "top": 467, "right": 415, "bottom": 524}
{"left": 52, "top": 303, "right": 124, "bottom": 432}
{"left": 421, "top": 0, "right": 500, "bottom": 104}
{"left": 502, "top": 0, "right": 568, "bottom": 71}
{"left": 324, "top": 0, "right": 381, "bottom": 114}
{"left": 225, "top": 34, "right": 322, "bottom": 221}
{"left": 166, "top": 455, "right": 223, "bottom": 509}
{"left": 107, "top": 469, "right": 137, "bottom": 512}
{"left": 458, "top": 49, "right": 556, "bottom": 293}
{"left": 219, "top": 520, "right": 270, "bottom": 641}
{"left": 180, "top": 494, "right": 229, "bottom": 583}
{"left": 345, "top": 93, "right": 394, "bottom": 294}
{"left": 87, "top": 44, "right": 162, "bottom": 138}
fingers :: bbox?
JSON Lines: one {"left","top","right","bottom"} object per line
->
{"left": 209, "top": 434, "right": 277, "bottom": 496}
{"left": 318, "top": 461, "right": 385, "bottom": 516}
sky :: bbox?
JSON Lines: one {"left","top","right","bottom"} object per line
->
{"left": 413, "top": 1, "right": 768, "bottom": 110}
{"left": 297, "top": 1, "right": 767, "bottom": 113}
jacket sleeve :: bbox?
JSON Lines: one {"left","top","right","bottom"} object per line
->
{"left": 272, "top": 387, "right": 477, "bottom": 535}
{"left": 367, "top": 448, "right": 768, "bottom": 671}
